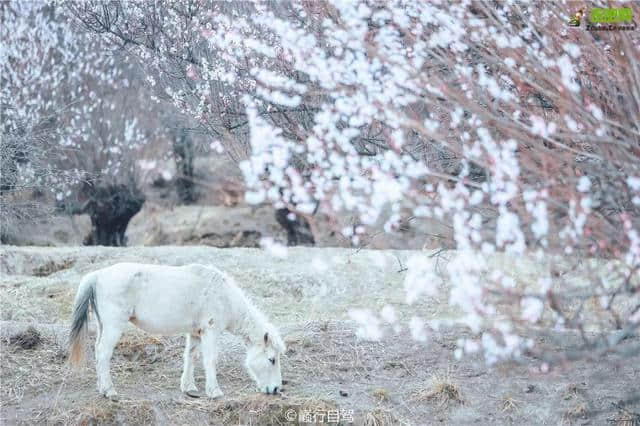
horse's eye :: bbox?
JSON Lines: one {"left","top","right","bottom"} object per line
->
{"left": 269, "top": 358, "right": 275, "bottom": 365}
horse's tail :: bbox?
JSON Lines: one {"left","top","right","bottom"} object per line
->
{"left": 69, "top": 273, "right": 99, "bottom": 368}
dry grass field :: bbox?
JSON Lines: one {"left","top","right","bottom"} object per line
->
{"left": 1, "top": 246, "right": 639, "bottom": 425}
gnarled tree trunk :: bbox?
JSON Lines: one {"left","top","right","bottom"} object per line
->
{"left": 78, "top": 183, "right": 145, "bottom": 246}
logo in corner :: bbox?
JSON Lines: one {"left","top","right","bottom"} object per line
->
{"left": 568, "top": 8, "right": 585, "bottom": 27}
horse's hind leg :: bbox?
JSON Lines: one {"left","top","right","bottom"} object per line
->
{"left": 180, "top": 333, "right": 200, "bottom": 393}
{"left": 96, "top": 320, "right": 125, "bottom": 399}
{"left": 94, "top": 320, "right": 103, "bottom": 390}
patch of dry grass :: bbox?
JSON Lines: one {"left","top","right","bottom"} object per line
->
{"left": 563, "top": 383, "right": 585, "bottom": 400}
{"left": 372, "top": 387, "right": 390, "bottom": 402}
{"left": 411, "top": 369, "right": 464, "bottom": 408}
{"left": 611, "top": 409, "right": 640, "bottom": 426}
{"left": 563, "top": 401, "right": 588, "bottom": 423}
{"left": 115, "top": 332, "right": 170, "bottom": 363}
{"left": 9, "top": 326, "right": 42, "bottom": 349}
{"left": 364, "top": 407, "right": 402, "bottom": 426}
{"left": 46, "top": 398, "right": 155, "bottom": 425}
{"left": 500, "top": 395, "right": 520, "bottom": 413}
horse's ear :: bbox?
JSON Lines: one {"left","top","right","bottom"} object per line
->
{"left": 264, "top": 332, "right": 269, "bottom": 345}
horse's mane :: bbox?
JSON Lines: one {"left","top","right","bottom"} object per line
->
{"left": 222, "top": 271, "right": 285, "bottom": 352}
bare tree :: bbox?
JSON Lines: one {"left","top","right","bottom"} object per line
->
{"left": 0, "top": 110, "right": 63, "bottom": 240}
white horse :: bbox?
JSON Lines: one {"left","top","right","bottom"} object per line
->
{"left": 69, "top": 263, "right": 285, "bottom": 400}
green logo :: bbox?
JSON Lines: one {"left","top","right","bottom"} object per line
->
{"left": 589, "top": 8, "right": 632, "bottom": 23}
{"left": 570, "top": 7, "right": 636, "bottom": 31}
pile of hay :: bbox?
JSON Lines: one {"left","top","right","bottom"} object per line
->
{"left": 9, "top": 326, "right": 42, "bottom": 350}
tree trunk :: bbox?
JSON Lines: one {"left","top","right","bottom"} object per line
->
{"left": 173, "top": 128, "right": 197, "bottom": 204}
{"left": 275, "top": 208, "right": 315, "bottom": 246}
{"left": 81, "top": 184, "right": 145, "bottom": 246}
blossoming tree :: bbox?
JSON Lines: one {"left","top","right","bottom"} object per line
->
{"left": 67, "top": 0, "right": 640, "bottom": 364}
{"left": 1, "top": 1, "right": 152, "bottom": 245}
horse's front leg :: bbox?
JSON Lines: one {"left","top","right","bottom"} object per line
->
{"left": 180, "top": 333, "right": 200, "bottom": 393}
{"left": 201, "top": 329, "right": 223, "bottom": 398}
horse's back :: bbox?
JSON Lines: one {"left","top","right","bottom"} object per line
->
{"left": 91, "top": 262, "right": 227, "bottom": 335}
{"left": 94, "top": 262, "right": 219, "bottom": 282}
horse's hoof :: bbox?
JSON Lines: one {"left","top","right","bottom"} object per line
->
{"left": 205, "top": 388, "right": 224, "bottom": 399}
{"left": 181, "top": 383, "right": 198, "bottom": 393}
{"left": 102, "top": 392, "right": 119, "bottom": 402}
{"left": 185, "top": 390, "right": 203, "bottom": 398}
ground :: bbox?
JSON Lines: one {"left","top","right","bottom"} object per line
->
{"left": 1, "top": 246, "right": 639, "bottom": 425}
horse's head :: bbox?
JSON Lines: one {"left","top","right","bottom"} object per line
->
{"left": 245, "top": 329, "right": 285, "bottom": 394}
